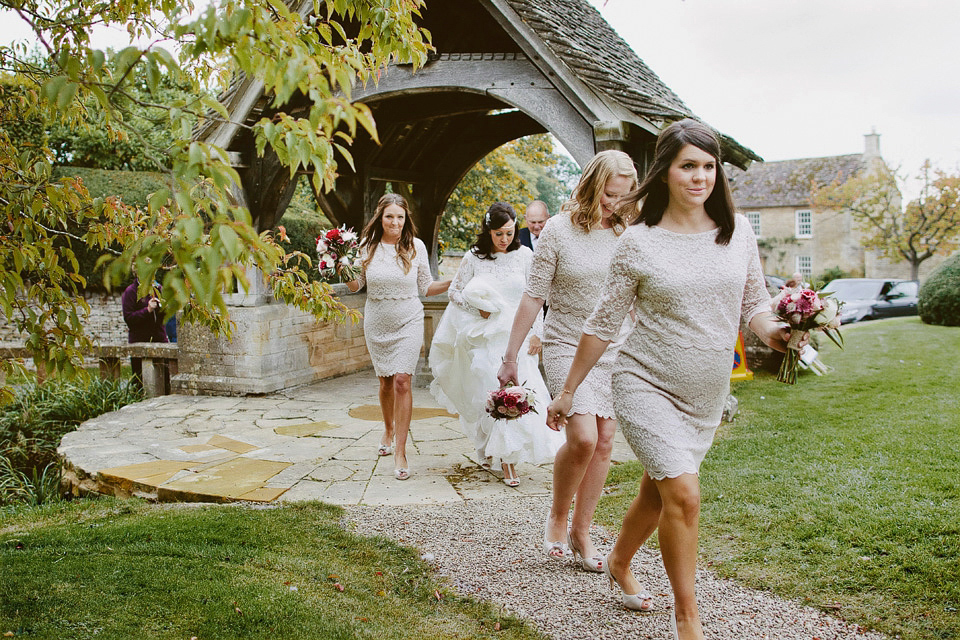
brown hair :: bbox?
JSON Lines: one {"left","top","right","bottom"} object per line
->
{"left": 625, "top": 118, "right": 736, "bottom": 245}
{"left": 560, "top": 150, "right": 638, "bottom": 235}
{"left": 472, "top": 202, "right": 520, "bottom": 260}
{"left": 360, "top": 193, "right": 418, "bottom": 274}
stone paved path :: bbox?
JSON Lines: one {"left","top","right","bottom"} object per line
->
{"left": 59, "top": 370, "right": 636, "bottom": 504}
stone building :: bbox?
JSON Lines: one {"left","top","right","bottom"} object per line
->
{"left": 727, "top": 132, "right": 949, "bottom": 282}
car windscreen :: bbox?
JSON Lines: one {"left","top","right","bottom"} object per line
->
{"left": 822, "top": 280, "right": 883, "bottom": 301}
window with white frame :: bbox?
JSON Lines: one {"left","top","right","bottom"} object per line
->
{"left": 796, "top": 255, "right": 812, "bottom": 279}
{"left": 746, "top": 211, "right": 761, "bottom": 236}
{"left": 795, "top": 210, "right": 812, "bottom": 238}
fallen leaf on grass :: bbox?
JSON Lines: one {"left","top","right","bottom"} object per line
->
{"left": 433, "top": 590, "right": 442, "bottom": 601}
{"left": 333, "top": 583, "right": 344, "bottom": 592}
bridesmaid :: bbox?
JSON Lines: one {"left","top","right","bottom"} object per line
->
{"left": 546, "top": 120, "right": 800, "bottom": 639}
{"left": 497, "top": 150, "right": 637, "bottom": 573}
{"left": 346, "top": 194, "right": 450, "bottom": 480}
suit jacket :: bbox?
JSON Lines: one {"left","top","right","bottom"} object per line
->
{"left": 518, "top": 227, "right": 534, "bottom": 251}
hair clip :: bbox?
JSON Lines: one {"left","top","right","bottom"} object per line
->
{"left": 484, "top": 211, "right": 491, "bottom": 226}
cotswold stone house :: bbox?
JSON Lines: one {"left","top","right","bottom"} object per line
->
{"left": 726, "top": 132, "right": 887, "bottom": 281}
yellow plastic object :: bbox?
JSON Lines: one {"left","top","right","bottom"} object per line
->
{"left": 731, "top": 331, "right": 754, "bottom": 381}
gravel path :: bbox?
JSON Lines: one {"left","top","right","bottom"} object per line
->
{"left": 346, "top": 496, "right": 888, "bottom": 640}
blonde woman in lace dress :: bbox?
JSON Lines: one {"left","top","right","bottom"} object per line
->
{"left": 497, "top": 150, "right": 637, "bottom": 573}
{"left": 346, "top": 194, "right": 450, "bottom": 481}
{"left": 546, "top": 120, "right": 803, "bottom": 640}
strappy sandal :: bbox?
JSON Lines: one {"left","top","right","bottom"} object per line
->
{"left": 501, "top": 463, "right": 520, "bottom": 487}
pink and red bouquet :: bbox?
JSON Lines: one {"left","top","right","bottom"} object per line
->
{"left": 486, "top": 382, "right": 538, "bottom": 421}
{"left": 316, "top": 226, "right": 361, "bottom": 283}
{"left": 772, "top": 287, "right": 844, "bottom": 384}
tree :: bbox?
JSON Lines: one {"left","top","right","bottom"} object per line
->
{"left": 812, "top": 161, "right": 960, "bottom": 280}
{"left": 0, "top": 0, "right": 430, "bottom": 395}
{"left": 439, "top": 134, "right": 578, "bottom": 251}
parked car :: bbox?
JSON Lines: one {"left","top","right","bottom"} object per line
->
{"left": 820, "top": 278, "right": 919, "bottom": 324}
{"left": 764, "top": 274, "right": 786, "bottom": 295}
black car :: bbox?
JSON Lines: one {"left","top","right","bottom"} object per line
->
{"left": 820, "top": 278, "right": 919, "bottom": 324}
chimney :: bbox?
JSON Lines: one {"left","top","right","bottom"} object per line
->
{"left": 864, "top": 128, "right": 881, "bottom": 159}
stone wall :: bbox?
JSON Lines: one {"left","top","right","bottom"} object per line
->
{"left": 0, "top": 291, "right": 128, "bottom": 345}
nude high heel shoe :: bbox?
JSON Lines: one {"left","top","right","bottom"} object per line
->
{"left": 567, "top": 530, "right": 603, "bottom": 573}
{"left": 542, "top": 522, "right": 569, "bottom": 558}
{"left": 602, "top": 554, "right": 654, "bottom": 612}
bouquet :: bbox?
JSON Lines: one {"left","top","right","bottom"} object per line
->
{"left": 772, "top": 287, "right": 844, "bottom": 384}
{"left": 486, "top": 382, "right": 538, "bottom": 421}
{"left": 316, "top": 226, "right": 361, "bottom": 283}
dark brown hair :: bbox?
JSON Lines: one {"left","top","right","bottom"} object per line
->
{"left": 360, "top": 193, "right": 418, "bottom": 273}
{"left": 472, "top": 202, "right": 520, "bottom": 260}
{"left": 625, "top": 118, "right": 736, "bottom": 245}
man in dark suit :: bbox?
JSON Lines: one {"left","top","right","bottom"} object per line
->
{"left": 518, "top": 200, "right": 549, "bottom": 252}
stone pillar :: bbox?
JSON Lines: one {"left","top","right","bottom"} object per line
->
{"left": 414, "top": 296, "right": 448, "bottom": 388}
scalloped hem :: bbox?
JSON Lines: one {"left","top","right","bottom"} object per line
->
{"left": 374, "top": 369, "right": 416, "bottom": 378}
{"left": 647, "top": 469, "right": 701, "bottom": 481}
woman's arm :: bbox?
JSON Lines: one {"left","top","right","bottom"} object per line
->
{"left": 496, "top": 293, "right": 545, "bottom": 386}
{"left": 545, "top": 333, "right": 611, "bottom": 430}
{"left": 426, "top": 279, "right": 451, "bottom": 297}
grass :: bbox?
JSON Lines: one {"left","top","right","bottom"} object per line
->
{"left": 596, "top": 317, "right": 960, "bottom": 640}
{"left": 0, "top": 499, "right": 545, "bottom": 640}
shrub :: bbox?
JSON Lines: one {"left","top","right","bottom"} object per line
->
{"left": 275, "top": 207, "right": 331, "bottom": 283}
{"left": 0, "top": 376, "right": 142, "bottom": 504}
{"left": 814, "top": 265, "right": 851, "bottom": 288}
{"left": 918, "top": 252, "right": 960, "bottom": 326}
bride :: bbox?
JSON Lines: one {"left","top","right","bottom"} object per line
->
{"left": 430, "top": 202, "right": 563, "bottom": 486}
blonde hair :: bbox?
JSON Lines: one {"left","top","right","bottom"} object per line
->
{"left": 360, "top": 193, "right": 418, "bottom": 274}
{"left": 561, "top": 150, "right": 638, "bottom": 234}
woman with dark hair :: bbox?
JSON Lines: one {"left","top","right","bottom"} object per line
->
{"left": 497, "top": 150, "right": 638, "bottom": 572}
{"left": 346, "top": 193, "right": 450, "bottom": 481}
{"left": 430, "top": 202, "right": 562, "bottom": 486}
{"left": 546, "top": 119, "right": 802, "bottom": 639}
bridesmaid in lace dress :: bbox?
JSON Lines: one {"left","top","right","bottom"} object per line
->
{"left": 497, "top": 150, "right": 637, "bottom": 573}
{"left": 429, "top": 202, "right": 563, "bottom": 487}
{"left": 346, "top": 194, "right": 450, "bottom": 481}
{"left": 546, "top": 120, "right": 802, "bottom": 640}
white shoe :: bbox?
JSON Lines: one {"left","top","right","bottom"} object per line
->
{"left": 603, "top": 554, "right": 654, "bottom": 612}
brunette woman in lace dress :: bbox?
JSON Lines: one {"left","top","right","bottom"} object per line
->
{"left": 546, "top": 120, "right": 804, "bottom": 640}
{"left": 497, "top": 150, "right": 637, "bottom": 573}
{"left": 346, "top": 194, "right": 450, "bottom": 481}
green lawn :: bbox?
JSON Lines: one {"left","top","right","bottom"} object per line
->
{"left": 1, "top": 500, "right": 543, "bottom": 640}
{"left": 597, "top": 317, "right": 960, "bottom": 640}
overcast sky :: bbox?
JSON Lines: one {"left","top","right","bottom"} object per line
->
{"left": 3, "top": 0, "right": 958, "bottom": 194}
{"left": 587, "top": 0, "right": 960, "bottom": 190}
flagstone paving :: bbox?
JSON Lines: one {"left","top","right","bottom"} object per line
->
{"left": 58, "top": 370, "right": 637, "bottom": 505}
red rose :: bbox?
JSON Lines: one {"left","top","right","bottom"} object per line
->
{"left": 502, "top": 394, "right": 518, "bottom": 408}
{"left": 326, "top": 228, "right": 341, "bottom": 241}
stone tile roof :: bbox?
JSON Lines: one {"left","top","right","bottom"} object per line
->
{"left": 504, "top": 0, "right": 691, "bottom": 121}
{"left": 504, "top": 0, "right": 760, "bottom": 164}
{"left": 726, "top": 154, "right": 865, "bottom": 208}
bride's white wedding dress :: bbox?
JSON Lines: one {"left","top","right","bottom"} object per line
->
{"left": 430, "top": 247, "right": 563, "bottom": 466}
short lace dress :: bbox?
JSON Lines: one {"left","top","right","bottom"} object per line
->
{"left": 525, "top": 214, "right": 631, "bottom": 419}
{"left": 429, "top": 248, "right": 563, "bottom": 465}
{"left": 354, "top": 238, "right": 433, "bottom": 377}
{"left": 582, "top": 215, "right": 771, "bottom": 479}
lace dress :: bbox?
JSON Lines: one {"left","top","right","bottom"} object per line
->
{"left": 354, "top": 238, "right": 433, "bottom": 377}
{"left": 430, "top": 248, "right": 564, "bottom": 465}
{"left": 582, "top": 216, "right": 771, "bottom": 479}
{"left": 525, "top": 214, "right": 631, "bottom": 419}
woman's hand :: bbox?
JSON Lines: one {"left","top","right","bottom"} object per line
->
{"left": 497, "top": 360, "right": 518, "bottom": 387}
{"left": 751, "top": 312, "right": 809, "bottom": 353}
{"left": 479, "top": 310, "right": 491, "bottom": 319}
{"left": 546, "top": 393, "right": 572, "bottom": 431}
{"left": 527, "top": 335, "right": 542, "bottom": 355}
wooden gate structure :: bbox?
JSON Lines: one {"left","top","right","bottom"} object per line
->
{"left": 195, "top": 0, "right": 759, "bottom": 272}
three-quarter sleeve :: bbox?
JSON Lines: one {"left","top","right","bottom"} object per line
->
{"left": 414, "top": 238, "right": 433, "bottom": 296}
{"left": 448, "top": 251, "right": 477, "bottom": 310}
{"left": 738, "top": 222, "right": 772, "bottom": 323}
{"left": 582, "top": 233, "right": 641, "bottom": 342}
{"left": 524, "top": 217, "right": 558, "bottom": 301}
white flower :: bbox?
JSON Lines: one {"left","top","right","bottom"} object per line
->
{"left": 316, "top": 238, "right": 329, "bottom": 253}
{"left": 814, "top": 297, "right": 839, "bottom": 327}
{"left": 340, "top": 229, "right": 358, "bottom": 243}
